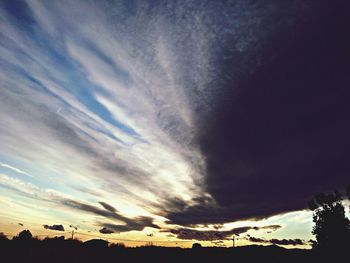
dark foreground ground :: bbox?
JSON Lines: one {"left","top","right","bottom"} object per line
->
{"left": 0, "top": 237, "right": 341, "bottom": 263}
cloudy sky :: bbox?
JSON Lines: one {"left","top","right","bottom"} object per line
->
{"left": 1, "top": 0, "right": 349, "bottom": 248}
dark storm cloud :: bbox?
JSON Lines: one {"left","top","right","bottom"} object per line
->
{"left": 163, "top": 225, "right": 281, "bottom": 241}
{"left": 247, "top": 236, "right": 306, "bottom": 246}
{"left": 167, "top": 0, "right": 350, "bottom": 225}
{"left": 43, "top": 224, "right": 65, "bottom": 232}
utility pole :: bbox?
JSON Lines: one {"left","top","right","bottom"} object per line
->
{"left": 232, "top": 236, "right": 235, "bottom": 248}
{"left": 71, "top": 230, "right": 75, "bottom": 239}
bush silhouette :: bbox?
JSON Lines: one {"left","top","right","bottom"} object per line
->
{"left": 192, "top": 243, "right": 202, "bottom": 249}
{"left": 308, "top": 190, "right": 350, "bottom": 251}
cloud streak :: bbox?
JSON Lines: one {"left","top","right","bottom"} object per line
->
{"left": 246, "top": 236, "right": 307, "bottom": 246}
{"left": 43, "top": 224, "right": 65, "bottom": 232}
{"left": 163, "top": 225, "right": 281, "bottom": 241}
{"left": 60, "top": 200, "right": 160, "bottom": 233}
{"left": 0, "top": 162, "right": 34, "bottom": 178}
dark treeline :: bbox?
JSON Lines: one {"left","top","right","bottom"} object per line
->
{"left": 0, "top": 234, "right": 312, "bottom": 263}
{"left": 0, "top": 230, "right": 345, "bottom": 263}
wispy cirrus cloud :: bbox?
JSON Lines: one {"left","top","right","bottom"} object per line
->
{"left": 0, "top": 0, "right": 210, "bottom": 227}
{"left": 0, "top": 162, "right": 34, "bottom": 178}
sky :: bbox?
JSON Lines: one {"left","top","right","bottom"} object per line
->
{"left": 1, "top": 0, "right": 350, "bottom": 248}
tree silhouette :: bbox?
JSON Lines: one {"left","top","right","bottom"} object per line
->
{"left": 13, "top": 230, "right": 33, "bottom": 241}
{"left": 0, "top": 232, "right": 8, "bottom": 241}
{"left": 308, "top": 191, "right": 350, "bottom": 251}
